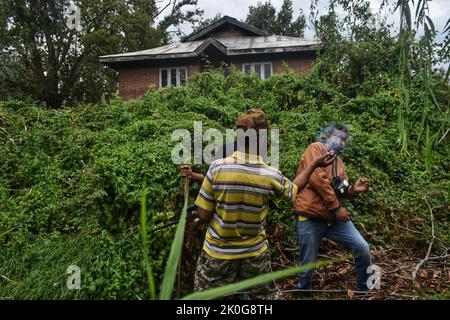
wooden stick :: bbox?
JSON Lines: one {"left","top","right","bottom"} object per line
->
{"left": 279, "top": 288, "right": 370, "bottom": 294}
{"left": 412, "top": 197, "right": 435, "bottom": 280}
{"left": 271, "top": 262, "right": 292, "bottom": 268}
{"left": 177, "top": 176, "right": 189, "bottom": 298}
{"left": 426, "top": 254, "right": 450, "bottom": 261}
{"left": 385, "top": 221, "right": 429, "bottom": 237}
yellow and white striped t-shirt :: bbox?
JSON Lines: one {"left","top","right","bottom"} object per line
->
{"left": 195, "top": 151, "right": 298, "bottom": 260}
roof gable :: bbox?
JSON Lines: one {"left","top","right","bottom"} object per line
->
{"left": 194, "top": 37, "right": 227, "bottom": 55}
{"left": 184, "top": 15, "right": 267, "bottom": 42}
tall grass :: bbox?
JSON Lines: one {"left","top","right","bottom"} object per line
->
{"left": 140, "top": 177, "right": 349, "bottom": 300}
{"left": 424, "top": 124, "right": 439, "bottom": 173}
{"left": 393, "top": 0, "right": 447, "bottom": 165}
{"left": 140, "top": 182, "right": 156, "bottom": 300}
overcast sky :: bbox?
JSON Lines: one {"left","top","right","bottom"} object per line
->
{"left": 159, "top": 0, "right": 448, "bottom": 43}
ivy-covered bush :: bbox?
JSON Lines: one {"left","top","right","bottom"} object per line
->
{"left": 0, "top": 67, "right": 448, "bottom": 299}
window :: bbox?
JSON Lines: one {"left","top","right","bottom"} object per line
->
{"left": 161, "top": 69, "right": 168, "bottom": 87}
{"left": 159, "top": 67, "right": 188, "bottom": 88}
{"left": 242, "top": 62, "right": 272, "bottom": 79}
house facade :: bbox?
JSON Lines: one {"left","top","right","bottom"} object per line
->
{"left": 100, "top": 16, "right": 321, "bottom": 101}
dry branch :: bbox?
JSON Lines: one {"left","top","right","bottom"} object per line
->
{"left": 412, "top": 197, "right": 436, "bottom": 280}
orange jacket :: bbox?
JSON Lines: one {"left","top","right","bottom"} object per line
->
{"left": 292, "top": 142, "right": 353, "bottom": 220}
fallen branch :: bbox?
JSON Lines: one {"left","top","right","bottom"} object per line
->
{"left": 385, "top": 221, "right": 429, "bottom": 237}
{"left": 279, "top": 288, "right": 367, "bottom": 294}
{"left": 426, "top": 254, "right": 450, "bottom": 261}
{"left": 384, "top": 221, "right": 446, "bottom": 246}
{"left": 412, "top": 197, "right": 435, "bottom": 280}
{"left": 318, "top": 254, "right": 353, "bottom": 264}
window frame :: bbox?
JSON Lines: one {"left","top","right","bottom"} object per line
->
{"left": 159, "top": 67, "right": 188, "bottom": 88}
{"left": 242, "top": 62, "right": 273, "bottom": 79}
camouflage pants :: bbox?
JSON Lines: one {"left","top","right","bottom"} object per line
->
{"left": 193, "top": 249, "right": 276, "bottom": 300}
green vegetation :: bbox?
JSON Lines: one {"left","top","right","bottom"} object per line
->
{"left": 0, "top": 0, "right": 203, "bottom": 107}
{"left": 1, "top": 63, "right": 448, "bottom": 298}
{"left": 0, "top": 0, "right": 448, "bottom": 300}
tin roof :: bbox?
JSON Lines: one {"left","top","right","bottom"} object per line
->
{"left": 99, "top": 35, "right": 320, "bottom": 64}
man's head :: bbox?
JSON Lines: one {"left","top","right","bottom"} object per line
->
{"left": 235, "top": 108, "right": 269, "bottom": 155}
{"left": 320, "top": 124, "right": 350, "bottom": 154}
{"left": 235, "top": 108, "right": 270, "bottom": 130}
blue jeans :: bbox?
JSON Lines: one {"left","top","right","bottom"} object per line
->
{"left": 295, "top": 218, "right": 372, "bottom": 291}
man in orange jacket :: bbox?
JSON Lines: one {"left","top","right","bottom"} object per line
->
{"left": 293, "top": 124, "right": 372, "bottom": 294}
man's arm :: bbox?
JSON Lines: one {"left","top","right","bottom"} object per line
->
{"left": 305, "top": 144, "right": 341, "bottom": 211}
{"left": 181, "top": 165, "right": 205, "bottom": 182}
{"left": 292, "top": 152, "right": 335, "bottom": 191}
{"left": 272, "top": 151, "right": 335, "bottom": 203}
{"left": 340, "top": 169, "right": 355, "bottom": 199}
{"left": 197, "top": 207, "right": 212, "bottom": 222}
{"left": 194, "top": 163, "right": 216, "bottom": 223}
{"left": 340, "top": 166, "right": 371, "bottom": 199}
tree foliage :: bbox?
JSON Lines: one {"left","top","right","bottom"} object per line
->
{"left": 0, "top": 0, "right": 202, "bottom": 108}
{"left": 245, "top": 0, "right": 306, "bottom": 37}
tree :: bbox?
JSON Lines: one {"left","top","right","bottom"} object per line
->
{"left": 246, "top": 1, "right": 277, "bottom": 35}
{"left": 245, "top": 0, "right": 306, "bottom": 37}
{"left": 0, "top": 0, "right": 202, "bottom": 108}
{"left": 275, "top": 0, "right": 306, "bottom": 37}
{"left": 189, "top": 13, "right": 223, "bottom": 35}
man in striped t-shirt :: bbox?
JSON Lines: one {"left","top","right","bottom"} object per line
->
{"left": 193, "top": 109, "right": 335, "bottom": 299}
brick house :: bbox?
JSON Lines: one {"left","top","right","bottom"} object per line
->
{"left": 99, "top": 16, "right": 321, "bottom": 101}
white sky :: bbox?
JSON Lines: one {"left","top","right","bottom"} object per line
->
{"left": 158, "top": 0, "right": 449, "bottom": 43}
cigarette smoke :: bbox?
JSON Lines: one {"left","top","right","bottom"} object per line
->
{"left": 316, "top": 124, "right": 351, "bottom": 154}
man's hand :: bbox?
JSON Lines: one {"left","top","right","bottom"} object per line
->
{"left": 353, "top": 178, "right": 371, "bottom": 193}
{"left": 181, "top": 165, "right": 205, "bottom": 182}
{"left": 313, "top": 152, "right": 336, "bottom": 168}
{"left": 293, "top": 153, "right": 336, "bottom": 191}
{"left": 197, "top": 207, "right": 212, "bottom": 222}
{"left": 334, "top": 207, "right": 351, "bottom": 222}
{"left": 180, "top": 165, "right": 192, "bottom": 179}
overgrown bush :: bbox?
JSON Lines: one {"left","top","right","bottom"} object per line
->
{"left": 0, "top": 65, "right": 448, "bottom": 299}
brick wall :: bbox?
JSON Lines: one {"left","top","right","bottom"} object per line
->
{"left": 187, "top": 64, "right": 201, "bottom": 78}
{"left": 272, "top": 57, "right": 316, "bottom": 74}
{"left": 233, "top": 57, "right": 315, "bottom": 75}
{"left": 118, "top": 67, "right": 158, "bottom": 101}
{"left": 116, "top": 57, "right": 315, "bottom": 100}
{"left": 211, "top": 30, "right": 243, "bottom": 38}
{"left": 118, "top": 63, "right": 201, "bottom": 101}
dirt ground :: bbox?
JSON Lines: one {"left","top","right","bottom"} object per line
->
{"left": 179, "top": 220, "right": 450, "bottom": 300}
{"left": 269, "top": 222, "right": 450, "bottom": 300}
{"left": 272, "top": 241, "right": 449, "bottom": 300}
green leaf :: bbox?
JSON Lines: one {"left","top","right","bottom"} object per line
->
{"left": 443, "top": 18, "right": 450, "bottom": 33}
{"left": 425, "top": 16, "right": 435, "bottom": 35}
{"left": 181, "top": 256, "right": 350, "bottom": 300}
{"left": 415, "top": 0, "right": 423, "bottom": 20}
{"left": 404, "top": 2, "right": 412, "bottom": 31}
